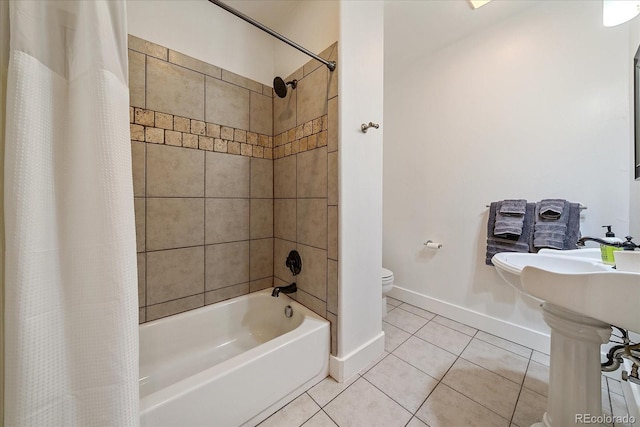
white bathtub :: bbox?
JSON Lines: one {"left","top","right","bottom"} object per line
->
{"left": 139, "top": 289, "right": 330, "bottom": 427}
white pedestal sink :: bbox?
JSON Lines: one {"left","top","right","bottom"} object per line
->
{"left": 492, "top": 249, "right": 640, "bottom": 427}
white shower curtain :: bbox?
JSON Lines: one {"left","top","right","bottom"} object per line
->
{"left": 4, "top": 1, "right": 139, "bottom": 426}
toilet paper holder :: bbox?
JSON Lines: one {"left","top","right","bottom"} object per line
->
{"left": 423, "top": 240, "right": 443, "bottom": 249}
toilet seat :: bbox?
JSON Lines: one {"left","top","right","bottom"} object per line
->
{"left": 381, "top": 268, "right": 394, "bottom": 316}
{"left": 382, "top": 268, "right": 394, "bottom": 286}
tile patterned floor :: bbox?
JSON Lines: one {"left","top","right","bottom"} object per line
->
{"left": 258, "top": 297, "right": 635, "bottom": 427}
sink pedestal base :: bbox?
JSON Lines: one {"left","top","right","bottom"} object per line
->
{"left": 535, "top": 303, "right": 611, "bottom": 427}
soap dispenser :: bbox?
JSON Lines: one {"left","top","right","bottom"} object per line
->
{"left": 600, "top": 225, "right": 622, "bottom": 265}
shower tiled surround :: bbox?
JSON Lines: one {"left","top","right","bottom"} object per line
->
{"left": 271, "top": 42, "right": 339, "bottom": 355}
{"left": 129, "top": 35, "right": 340, "bottom": 355}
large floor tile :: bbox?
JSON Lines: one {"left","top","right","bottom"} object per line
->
{"left": 523, "top": 361, "right": 549, "bottom": 397}
{"left": 324, "top": 378, "right": 412, "bottom": 427}
{"left": 307, "top": 375, "right": 358, "bottom": 408}
{"left": 416, "top": 383, "right": 510, "bottom": 427}
{"left": 383, "top": 308, "right": 428, "bottom": 334}
{"left": 364, "top": 354, "right": 439, "bottom": 412}
{"left": 386, "top": 297, "right": 402, "bottom": 307}
{"left": 406, "top": 417, "right": 429, "bottom": 427}
{"left": 415, "top": 321, "right": 473, "bottom": 355}
{"left": 259, "top": 393, "right": 320, "bottom": 427}
{"left": 359, "top": 351, "right": 389, "bottom": 376}
{"left": 382, "top": 322, "right": 411, "bottom": 352}
{"left": 392, "top": 336, "right": 457, "bottom": 380}
{"left": 461, "top": 338, "right": 529, "bottom": 384}
{"left": 301, "top": 410, "right": 337, "bottom": 427}
{"left": 512, "top": 388, "right": 546, "bottom": 427}
{"left": 475, "top": 331, "right": 532, "bottom": 359}
{"left": 442, "top": 358, "right": 520, "bottom": 419}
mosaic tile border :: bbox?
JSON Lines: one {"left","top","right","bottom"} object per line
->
{"left": 130, "top": 107, "right": 329, "bottom": 160}
{"left": 273, "top": 116, "right": 329, "bottom": 159}
{"left": 129, "top": 107, "right": 273, "bottom": 159}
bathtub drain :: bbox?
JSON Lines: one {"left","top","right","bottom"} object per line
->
{"left": 284, "top": 305, "right": 293, "bottom": 318}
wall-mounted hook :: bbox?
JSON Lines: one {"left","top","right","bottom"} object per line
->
{"left": 361, "top": 122, "right": 380, "bottom": 133}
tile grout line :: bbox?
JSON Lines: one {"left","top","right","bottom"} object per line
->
{"left": 508, "top": 357, "right": 533, "bottom": 426}
{"left": 319, "top": 408, "right": 339, "bottom": 427}
{"left": 383, "top": 312, "right": 520, "bottom": 425}
{"left": 392, "top": 303, "right": 554, "bottom": 426}
{"left": 359, "top": 374, "right": 416, "bottom": 417}
{"left": 365, "top": 313, "right": 511, "bottom": 426}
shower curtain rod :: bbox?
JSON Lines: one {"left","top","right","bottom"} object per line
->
{"left": 209, "top": 0, "right": 336, "bottom": 72}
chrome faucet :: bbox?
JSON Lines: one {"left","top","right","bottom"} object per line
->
{"left": 577, "top": 236, "right": 639, "bottom": 250}
{"left": 272, "top": 282, "right": 297, "bottom": 297}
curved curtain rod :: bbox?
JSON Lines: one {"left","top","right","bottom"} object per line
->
{"left": 208, "top": 0, "right": 336, "bottom": 72}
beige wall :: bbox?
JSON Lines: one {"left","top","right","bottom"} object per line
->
{"left": 129, "top": 35, "right": 340, "bottom": 356}
{"left": 272, "top": 43, "right": 339, "bottom": 355}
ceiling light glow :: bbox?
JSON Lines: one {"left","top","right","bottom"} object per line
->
{"left": 603, "top": 0, "right": 640, "bottom": 27}
{"left": 469, "top": 0, "right": 492, "bottom": 10}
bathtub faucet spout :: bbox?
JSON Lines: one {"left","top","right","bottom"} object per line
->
{"left": 272, "top": 283, "right": 297, "bottom": 297}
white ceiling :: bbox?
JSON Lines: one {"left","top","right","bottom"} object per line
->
{"left": 219, "top": 0, "right": 539, "bottom": 71}
{"left": 384, "top": 0, "right": 539, "bottom": 71}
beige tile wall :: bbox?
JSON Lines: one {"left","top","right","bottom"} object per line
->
{"left": 130, "top": 35, "right": 274, "bottom": 323}
{"left": 272, "top": 42, "right": 339, "bottom": 356}
{"left": 130, "top": 35, "right": 339, "bottom": 356}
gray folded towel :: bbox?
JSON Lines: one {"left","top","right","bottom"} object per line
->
{"left": 486, "top": 201, "right": 535, "bottom": 265}
{"left": 563, "top": 202, "right": 582, "bottom": 249}
{"left": 494, "top": 201, "right": 525, "bottom": 238}
{"left": 533, "top": 200, "right": 580, "bottom": 250}
{"left": 533, "top": 223, "right": 567, "bottom": 250}
{"left": 486, "top": 238, "right": 530, "bottom": 264}
{"left": 500, "top": 199, "right": 527, "bottom": 216}
{"left": 494, "top": 220, "right": 523, "bottom": 238}
{"left": 539, "top": 199, "right": 565, "bottom": 220}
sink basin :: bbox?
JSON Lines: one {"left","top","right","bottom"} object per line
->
{"left": 491, "top": 251, "right": 611, "bottom": 297}
{"left": 521, "top": 261, "right": 640, "bottom": 333}
{"left": 492, "top": 249, "right": 640, "bottom": 427}
{"left": 492, "top": 250, "right": 640, "bottom": 331}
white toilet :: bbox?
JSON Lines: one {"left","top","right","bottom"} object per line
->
{"left": 381, "top": 268, "right": 395, "bottom": 316}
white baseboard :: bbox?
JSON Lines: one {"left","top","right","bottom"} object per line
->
{"left": 389, "top": 286, "right": 551, "bottom": 354}
{"left": 329, "top": 331, "right": 385, "bottom": 383}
